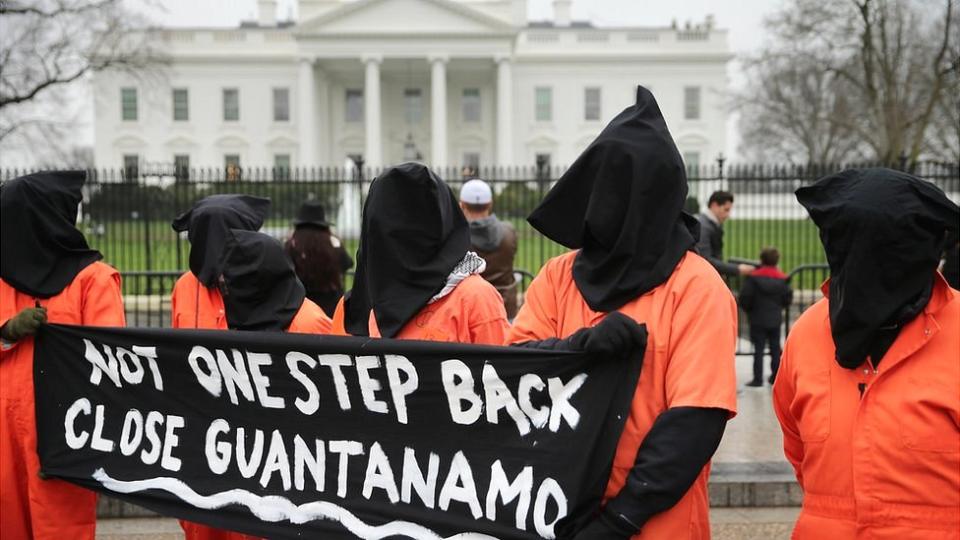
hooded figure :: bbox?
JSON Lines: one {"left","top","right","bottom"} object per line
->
{"left": 221, "top": 230, "right": 305, "bottom": 332}
{"left": 172, "top": 194, "right": 271, "bottom": 287}
{"left": 509, "top": 87, "right": 737, "bottom": 540}
{"left": 175, "top": 229, "right": 329, "bottom": 540}
{"left": 527, "top": 89, "right": 700, "bottom": 312}
{"left": 169, "top": 195, "right": 270, "bottom": 329}
{"left": 1, "top": 171, "right": 126, "bottom": 540}
{"left": 774, "top": 168, "right": 959, "bottom": 539}
{"left": 339, "top": 162, "right": 508, "bottom": 344}
{"left": 796, "top": 168, "right": 959, "bottom": 368}
{"left": 0, "top": 171, "right": 102, "bottom": 297}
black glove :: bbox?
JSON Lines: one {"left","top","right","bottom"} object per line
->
{"left": 1, "top": 306, "right": 47, "bottom": 342}
{"left": 566, "top": 312, "right": 647, "bottom": 359}
{"left": 515, "top": 312, "right": 646, "bottom": 362}
{"left": 570, "top": 510, "right": 636, "bottom": 540}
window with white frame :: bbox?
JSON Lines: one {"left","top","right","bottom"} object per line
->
{"left": 224, "top": 154, "right": 241, "bottom": 181}
{"left": 345, "top": 89, "right": 363, "bottom": 122}
{"left": 223, "top": 88, "right": 240, "bottom": 121}
{"left": 404, "top": 88, "right": 423, "bottom": 125}
{"left": 462, "top": 88, "right": 481, "bottom": 123}
{"left": 121, "top": 88, "right": 137, "bottom": 121}
{"left": 584, "top": 87, "right": 601, "bottom": 121}
{"left": 172, "top": 89, "right": 188, "bottom": 121}
{"left": 122, "top": 154, "right": 139, "bottom": 180}
{"left": 462, "top": 152, "right": 480, "bottom": 178}
{"left": 273, "top": 88, "right": 290, "bottom": 122}
{"left": 274, "top": 154, "right": 291, "bottom": 180}
{"left": 684, "top": 86, "right": 701, "bottom": 120}
{"left": 174, "top": 154, "right": 190, "bottom": 181}
{"left": 535, "top": 87, "right": 552, "bottom": 122}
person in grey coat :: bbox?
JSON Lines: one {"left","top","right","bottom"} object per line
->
{"left": 696, "top": 190, "right": 755, "bottom": 277}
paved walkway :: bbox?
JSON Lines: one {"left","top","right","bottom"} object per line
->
{"left": 714, "top": 353, "right": 788, "bottom": 464}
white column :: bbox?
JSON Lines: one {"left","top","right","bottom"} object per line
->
{"left": 363, "top": 54, "right": 382, "bottom": 168}
{"left": 495, "top": 55, "right": 514, "bottom": 166}
{"left": 298, "top": 57, "right": 317, "bottom": 165}
{"left": 316, "top": 67, "right": 330, "bottom": 164}
{"left": 430, "top": 54, "right": 448, "bottom": 168}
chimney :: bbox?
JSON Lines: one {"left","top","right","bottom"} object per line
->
{"left": 553, "top": 0, "right": 571, "bottom": 26}
{"left": 258, "top": 0, "right": 277, "bottom": 26}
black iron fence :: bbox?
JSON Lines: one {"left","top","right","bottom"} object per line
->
{"left": 4, "top": 160, "right": 958, "bottom": 353}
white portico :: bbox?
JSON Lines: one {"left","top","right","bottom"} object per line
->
{"left": 92, "top": 0, "right": 730, "bottom": 170}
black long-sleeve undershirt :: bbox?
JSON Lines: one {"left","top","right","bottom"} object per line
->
{"left": 600, "top": 406, "right": 728, "bottom": 535}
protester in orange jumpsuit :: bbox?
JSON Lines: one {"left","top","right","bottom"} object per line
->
{"left": 170, "top": 194, "right": 271, "bottom": 330}
{"left": 171, "top": 201, "right": 329, "bottom": 540}
{"left": 774, "top": 168, "right": 960, "bottom": 539}
{"left": 1, "top": 171, "right": 126, "bottom": 540}
{"left": 508, "top": 87, "right": 738, "bottom": 539}
{"left": 337, "top": 162, "right": 509, "bottom": 345}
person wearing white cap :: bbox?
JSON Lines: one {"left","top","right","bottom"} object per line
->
{"left": 459, "top": 178, "right": 519, "bottom": 318}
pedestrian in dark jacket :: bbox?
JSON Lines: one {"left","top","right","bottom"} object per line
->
{"left": 739, "top": 247, "right": 792, "bottom": 386}
{"left": 696, "top": 191, "right": 755, "bottom": 278}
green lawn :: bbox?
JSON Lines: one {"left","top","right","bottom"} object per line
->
{"left": 90, "top": 217, "right": 826, "bottom": 295}
{"left": 724, "top": 218, "right": 825, "bottom": 272}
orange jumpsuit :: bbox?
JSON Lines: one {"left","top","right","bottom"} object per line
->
{"left": 773, "top": 274, "right": 959, "bottom": 539}
{"left": 171, "top": 271, "right": 331, "bottom": 540}
{"left": 331, "top": 274, "right": 510, "bottom": 345}
{"left": 170, "top": 272, "right": 331, "bottom": 333}
{"left": 0, "top": 262, "right": 126, "bottom": 540}
{"left": 508, "top": 251, "right": 738, "bottom": 539}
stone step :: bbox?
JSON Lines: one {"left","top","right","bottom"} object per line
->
{"left": 708, "top": 461, "right": 802, "bottom": 508}
{"left": 95, "top": 508, "right": 801, "bottom": 540}
{"left": 96, "top": 517, "right": 183, "bottom": 540}
{"left": 710, "top": 507, "right": 800, "bottom": 540}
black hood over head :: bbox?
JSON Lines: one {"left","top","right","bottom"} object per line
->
{"left": 171, "top": 194, "right": 271, "bottom": 287}
{"left": 796, "top": 167, "right": 959, "bottom": 369}
{"left": 0, "top": 171, "right": 102, "bottom": 298}
{"left": 221, "top": 230, "right": 304, "bottom": 332}
{"left": 344, "top": 162, "right": 470, "bottom": 338}
{"left": 527, "top": 86, "right": 700, "bottom": 311}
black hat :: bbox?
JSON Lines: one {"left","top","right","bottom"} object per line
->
{"left": 293, "top": 200, "right": 333, "bottom": 228}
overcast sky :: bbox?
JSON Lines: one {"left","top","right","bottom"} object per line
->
{"left": 146, "top": 0, "right": 781, "bottom": 56}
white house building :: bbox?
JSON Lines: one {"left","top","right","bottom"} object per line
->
{"left": 92, "top": 0, "right": 731, "bottom": 172}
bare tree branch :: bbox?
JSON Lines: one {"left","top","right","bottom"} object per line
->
{"left": 734, "top": 0, "right": 959, "bottom": 163}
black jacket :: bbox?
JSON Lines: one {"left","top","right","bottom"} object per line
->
{"left": 695, "top": 213, "right": 738, "bottom": 276}
{"left": 943, "top": 242, "right": 959, "bottom": 290}
{"left": 739, "top": 268, "right": 793, "bottom": 329}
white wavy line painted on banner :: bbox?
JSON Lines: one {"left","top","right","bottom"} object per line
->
{"left": 92, "top": 468, "right": 499, "bottom": 540}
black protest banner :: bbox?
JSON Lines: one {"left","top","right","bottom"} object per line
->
{"left": 34, "top": 324, "right": 643, "bottom": 539}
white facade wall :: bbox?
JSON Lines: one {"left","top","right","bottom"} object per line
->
{"left": 93, "top": 0, "right": 730, "bottom": 170}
